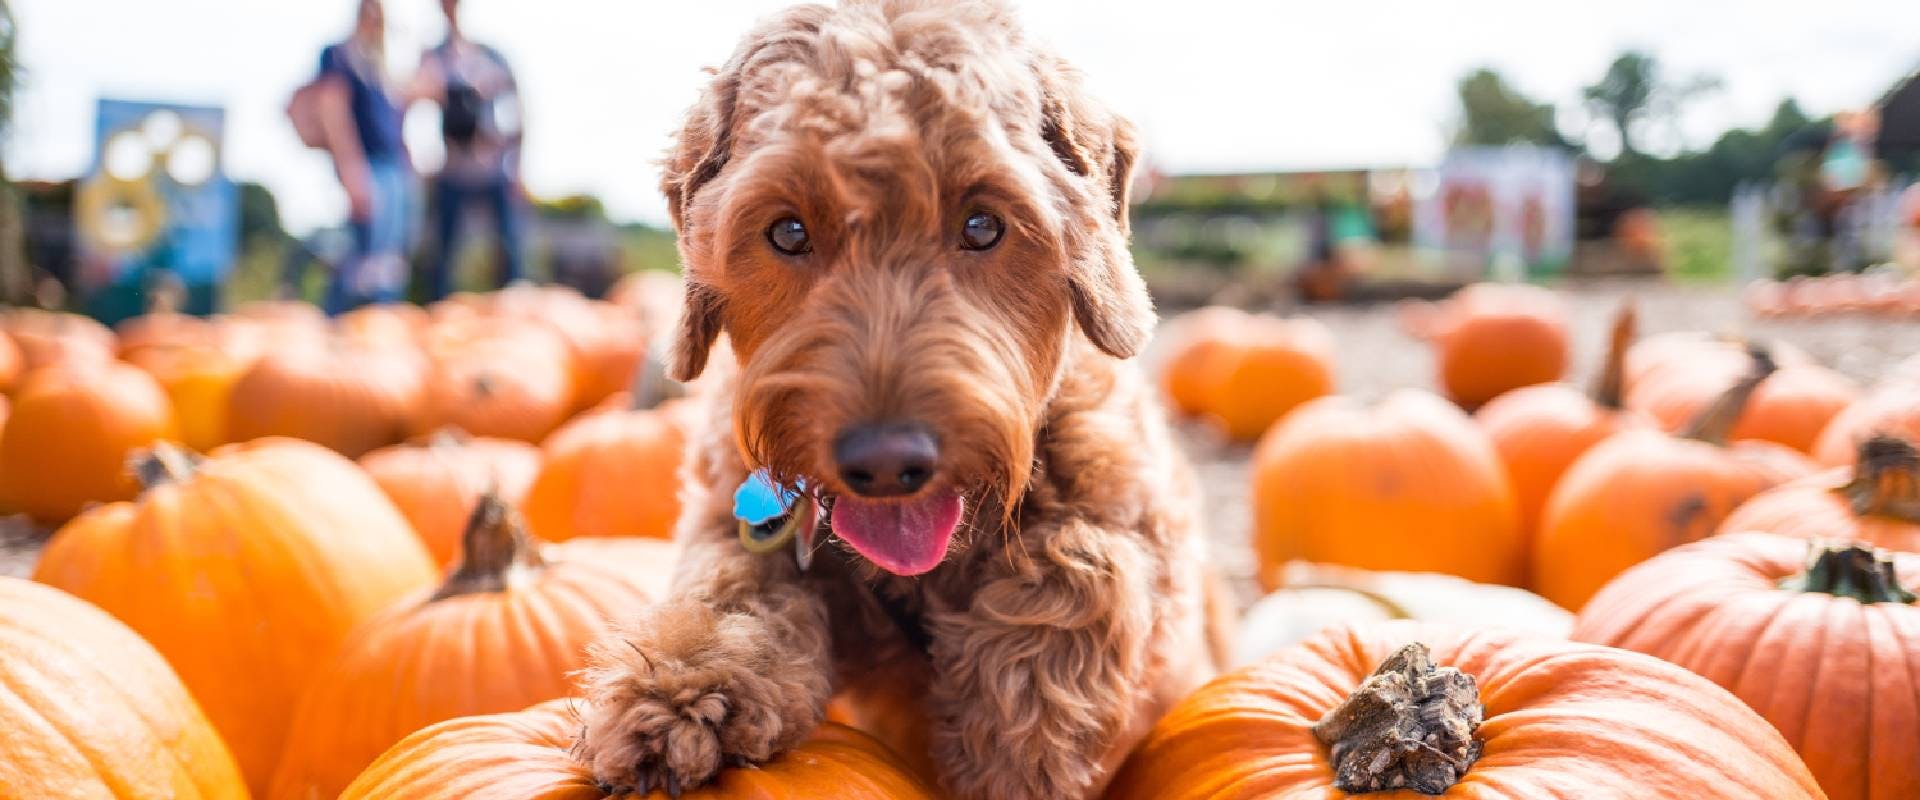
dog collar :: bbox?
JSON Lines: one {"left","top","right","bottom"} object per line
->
{"left": 733, "top": 469, "right": 821, "bottom": 568}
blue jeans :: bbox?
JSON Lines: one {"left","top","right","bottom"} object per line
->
{"left": 427, "top": 173, "right": 524, "bottom": 301}
{"left": 325, "top": 156, "right": 413, "bottom": 315}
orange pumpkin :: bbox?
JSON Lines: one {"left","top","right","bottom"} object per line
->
{"left": 1158, "top": 306, "right": 1253, "bottom": 417}
{"left": 1626, "top": 338, "right": 1859, "bottom": 454}
{"left": 338, "top": 302, "right": 431, "bottom": 349}
{"left": 608, "top": 269, "right": 686, "bottom": 333}
{"left": 1200, "top": 316, "right": 1338, "bottom": 442}
{"left": 341, "top": 701, "right": 936, "bottom": 800}
{"left": 415, "top": 323, "right": 576, "bottom": 444}
{"left": 1252, "top": 390, "right": 1523, "bottom": 589}
{"left": 33, "top": 438, "right": 436, "bottom": 792}
{"left": 1813, "top": 383, "right": 1920, "bottom": 467}
{"left": 0, "top": 362, "right": 176, "bottom": 524}
{"left": 360, "top": 431, "right": 543, "bottom": 566}
{"left": 2, "top": 308, "right": 115, "bottom": 372}
{"left": 226, "top": 338, "right": 426, "bottom": 458}
{"left": 1573, "top": 533, "right": 1920, "bottom": 800}
{"left": 269, "top": 494, "right": 675, "bottom": 800}
{"left": 0, "top": 327, "right": 23, "bottom": 393}
{"left": 0, "top": 577, "right": 248, "bottom": 799}
{"left": 1405, "top": 283, "right": 1571, "bottom": 410}
{"left": 125, "top": 341, "right": 249, "bottom": 452}
{"left": 1106, "top": 621, "right": 1823, "bottom": 799}
{"left": 524, "top": 398, "right": 689, "bottom": 541}
{"left": 116, "top": 310, "right": 212, "bottom": 359}
{"left": 570, "top": 304, "right": 653, "bottom": 411}
{"left": 1719, "top": 434, "right": 1920, "bottom": 552}
{"left": 1532, "top": 347, "right": 1814, "bottom": 609}
{"left": 1475, "top": 301, "right": 1641, "bottom": 538}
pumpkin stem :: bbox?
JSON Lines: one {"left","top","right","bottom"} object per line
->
{"left": 1311, "top": 642, "right": 1484, "bottom": 794}
{"left": 1588, "top": 299, "right": 1637, "bottom": 410}
{"left": 432, "top": 491, "right": 548, "bottom": 601}
{"left": 1677, "top": 343, "right": 1775, "bottom": 446}
{"left": 1838, "top": 435, "right": 1920, "bottom": 524}
{"left": 130, "top": 441, "right": 203, "bottom": 490}
{"left": 1780, "top": 542, "right": 1917, "bottom": 604}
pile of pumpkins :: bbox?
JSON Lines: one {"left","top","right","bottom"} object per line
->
{"left": 0, "top": 276, "right": 1915, "bottom": 799}
{"left": 1745, "top": 272, "right": 1920, "bottom": 317}
{"left": 1161, "top": 281, "right": 1920, "bottom": 800}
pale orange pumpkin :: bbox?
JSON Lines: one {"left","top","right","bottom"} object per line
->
{"left": 0, "top": 361, "right": 176, "bottom": 524}
{"left": 33, "top": 438, "right": 436, "bottom": 792}
{"left": 0, "top": 577, "right": 248, "bottom": 799}
{"left": 1813, "top": 383, "right": 1920, "bottom": 467}
{"left": 1476, "top": 301, "right": 1641, "bottom": 538}
{"left": 269, "top": 494, "right": 675, "bottom": 800}
{"left": 338, "top": 302, "right": 431, "bottom": 349}
{"left": 415, "top": 323, "right": 576, "bottom": 444}
{"left": 0, "top": 330, "right": 20, "bottom": 393}
{"left": 116, "top": 310, "right": 212, "bottom": 359}
{"left": 568, "top": 303, "right": 652, "bottom": 411}
{"left": 1719, "top": 433, "right": 1920, "bottom": 553}
{"left": 1107, "top": 621, "right": 1823, "bottom": 799}
{"left": 1404, "top": 283, "right": 1571, "bottom": 410}
{"left": 1252, "top": 390, "right": 1523, "bottom": 589}
{"left": 1574, "top": 533, "right": 1920, "bottom": 800}
{"left": 1532, "top": 347, "right": 1815, "bottom": 609}
{"left": 341, "top": 701, "right": 936, "bottom": 800}
{"left": 359, "top": 431, "right": 543, "bottom": 566}
{"left": 226, "top": 338, "right": 426, "bottom": 458}
{"left": 125, "top": 341, "right": 249, "bottom": 452}
{"left": 2, "top": 307, "right": 116, "bottom": 372}
{"left": 523, "top": 398, "right": 689, "bottom": 541}
{"left": 1626, "top": 334, "right": 1859, "bottom": 454}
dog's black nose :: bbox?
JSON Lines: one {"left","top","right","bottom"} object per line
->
{"left": 833, "top": 422, "right": 939, "bottom": 498}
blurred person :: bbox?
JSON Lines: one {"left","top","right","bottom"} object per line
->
{"left": 416, "top": 0, "right": 525, "bottom": 300}
{"left": 308, "top": 0, "right": 414, "bottom": 314}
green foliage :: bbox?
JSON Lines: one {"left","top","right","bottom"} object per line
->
{"left": 0, "top": 0, "right": 14, "bottom": 135}
{"left": 237, "top": 181, "right": 286, "bottom": 247}
{"left": 617, "top": 222, "right": 679, "bottom": 273}
{"left": 1456, "top": 69, "right": 1567, "bottom": 148}
{"left": 1658, "top": 209, "right": 1733, "bottom": 282}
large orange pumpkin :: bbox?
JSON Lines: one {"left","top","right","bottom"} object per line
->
{"left": 1719, "top": 433, "right": 1920, "bottom": 552}
{"left": 360, "top": 431, "right": 543, "bottom": 566}
{"left": 1404, "top": 283, "right": 1571, "bottom": 410}
{"left": 269, "top": 494, "right": 675, "bottom": 800}
{"left": 0, "top": 577, "right": 248, "bottom": 799}
{"left": 1201, "top": 316, "right": 1337, "bottom": 442}
{"left": 1105, "top": 621, "right": 1823, "bottom": 799}
{"left": 523, "top": 398, "right": 689, "bottom": 541}
{"left": 33, "top": 438, "right": 437, "bottom": 793}
{"left": 1475, "top": 301, "right": 1641, "bottom": 538}
{"left": 1573, "top": 533, "right": 1920, "bottom": 800}
{"left": 1251, "top": 390, "right": 1523, "bottom": 589}
{"left": 1532, "top": 347, "right": 1814, "bottom": 609}
{"left": 1626, "top": 339, "right": 1859, "bottom": 454}
{"left": 341, "top": 701, "right": 936, "bottom": 800}
{"left": 0, "top": 362, "right": 176, "bottom": 524}
{"left": 567, "top": 304, "right": 650, "bottom": 411}
{"left": 415, "top": 323, "right": 576, "bottom": 444}
{"left": 226, "top": 338, "right": 426, "bottom": 458}
{"left": 2, "top": 308, "right": 116, "bottom": 372}
{"left": 125, "top": 341, "right": 249, "bottom": 452}
{"left": 1814, "top": 382, "right": 1920, "bottom": 467}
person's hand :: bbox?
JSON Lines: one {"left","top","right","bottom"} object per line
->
{"left": 342, "top": 170, "right": 374, "bottom": 222}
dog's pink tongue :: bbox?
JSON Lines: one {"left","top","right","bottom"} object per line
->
{"left": 830, "top": 492, "right": 963, "bottom": 576}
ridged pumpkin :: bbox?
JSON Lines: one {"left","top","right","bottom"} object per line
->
{"left": 1573, "top": 533, "right": 1920, "bottom": 800}
{"left": 1106, "top": 621, "right": 1824, "bottom": 799}
{"left": 125, "top": 342, "right": 249, "bottom": 452}
{"left": 33, "top": 438, "right": 437, "bottom": 793}
{"left": 1720, "top": 434, "right": 1920, "bottom": 552}
{"left": 226, "top": 338, "right": 426, "bottom": 458}
{"left": 415, "top": 323, "right": 576, "bottom": 444}
{"left": 1475, "top": 301, "right": 1640, "bottom": 538}
{"left": 1814, "top": 383, "right": 1920, "bottom": 467}
{"left": 1402, "top": 283, "right": 1570, "bottom": 410}
{"left": 269, "top": 494, "right": 675, "bottom": 800}
{"left": 1251, "top": 390, "right": 1523, "bottom": 589}
{"left": 1532, "top": 347, "right": 1814, "bottom": 609}
{"left": 0, "top": 362, "right": 176, "bottom": 524}
{"left": 1202, "top": 316, "right": 1338, "bottom": 442}
{"left": 341, "top": 701, "right": 935, "bottom": 800}
{"left": 360, "top": 431, "right": 543, "bottom": 566}
{"left": 524, "top": 398, "right": 689, "bottom": 541}
{"left": 2, "top": 308, "right": 116, "bottom": 373}
{"left": 0, "top": 577, "right": 247, "bottom": 799}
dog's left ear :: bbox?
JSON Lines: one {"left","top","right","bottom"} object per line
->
{"left": 1036, "top": 56, "right": 1155, "bottom": 359}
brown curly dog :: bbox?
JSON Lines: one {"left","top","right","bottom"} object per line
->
{"left": 574, "top": 2, "right": 1227, "bottom": 797}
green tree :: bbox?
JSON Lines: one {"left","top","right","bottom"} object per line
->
{"left": 1455, "top": 68, "right": 1568, "bottom": 148}
{"left": 1583, "top": 50, "right": 1720, "bottom": 159}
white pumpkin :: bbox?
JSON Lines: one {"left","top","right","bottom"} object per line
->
{"left": 1233, "top": 561, "right": 1573, "bottom": 666}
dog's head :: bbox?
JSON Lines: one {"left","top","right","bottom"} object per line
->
{"left": 662, "top": 0, "right": 1150, "bottom": 575}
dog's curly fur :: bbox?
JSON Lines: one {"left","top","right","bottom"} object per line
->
{"left": 574, "top": 2, "right": 1228, "bottom": 797}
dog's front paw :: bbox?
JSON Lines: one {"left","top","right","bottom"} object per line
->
{"left": 573, "top": 601, "right": 829, "bottom": 795}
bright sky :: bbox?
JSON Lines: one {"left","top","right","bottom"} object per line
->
{"left": 9, "top": 0, "right": 1918, "bottom": 233}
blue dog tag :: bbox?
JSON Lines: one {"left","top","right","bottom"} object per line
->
{"left": 733, "top": 468, "right": 799, "bottom": 526}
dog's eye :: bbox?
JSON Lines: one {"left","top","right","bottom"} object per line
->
{"left": 767, "top": 217, "right": 812, "bottom": 256}
{"left": 959, "top": 211, "right": 1005, "bottom": 251}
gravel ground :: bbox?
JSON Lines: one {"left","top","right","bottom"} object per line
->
{"left": 5, "top": 279, "right": 1917, "bottom": 592}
